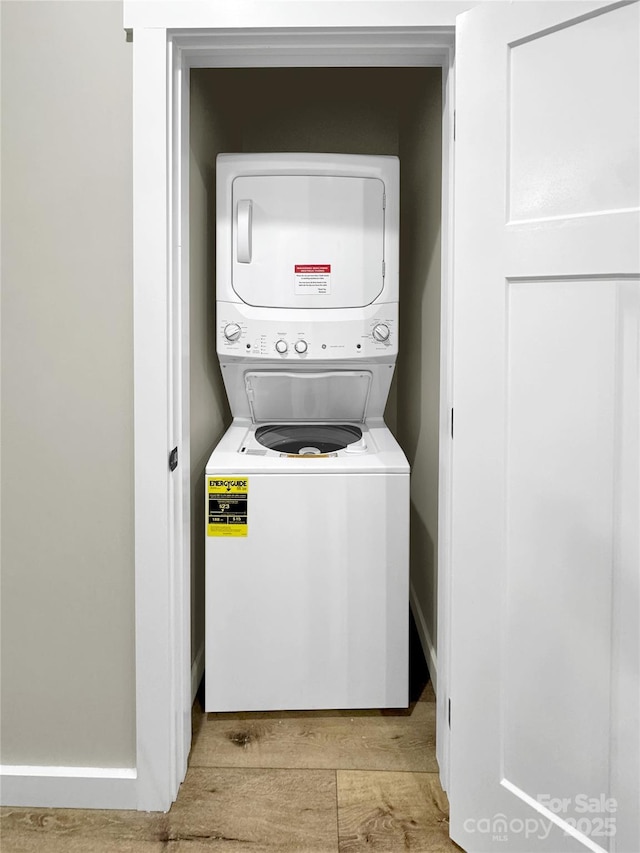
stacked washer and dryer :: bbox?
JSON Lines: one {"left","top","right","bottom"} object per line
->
{"left": 205, "top": 153, "right": 409, "bottom": 712}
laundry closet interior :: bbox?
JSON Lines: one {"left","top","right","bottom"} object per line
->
{"left": 188, "top": 66, "right": 444, "bottom": 709}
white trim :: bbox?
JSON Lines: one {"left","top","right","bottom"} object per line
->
{"left": 125, "top": 2, "right": 476, "bottom": 31}
{"left": 0, "top": 767, "right": 137, "bottom": 810}
{"left": 436, "top": 39, "right": 456, "bottom": 796}
{"left": 134, "top": 22, "right": 456, "bottom": 811}
{"left": 410, "top": 583, "right": 439, "bottom": 695}
{"left": 132, "top": 25, "right": 179, "bottom": 813}
{"left": 191, "top": 641, "right": 205, "bottom": 703}
{"left": 172, "top": 27, "right": 454, "bottom": 68}
{"left": 172, "top": 36, "right": 194, "bottom": 786}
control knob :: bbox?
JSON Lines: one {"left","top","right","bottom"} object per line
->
{"left": 294, "top": 340, "right": 308, "bottom": 354}
{"left": 372, "top": 323, "right": 390, "bottom": 342}
{"left": 223, "top": 323, "right": 242, "bottom": 342}
{"left": 275, "top": 339, "right": 288, "bottom": 354}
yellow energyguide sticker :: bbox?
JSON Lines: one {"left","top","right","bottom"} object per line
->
{"left": 207, "top": 477, "right": 248, "bottom": 537}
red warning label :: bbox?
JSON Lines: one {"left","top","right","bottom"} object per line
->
{"left": 294, "top": 264, "right": 331, "bottom": 295}
{"left": 294, "top": 265, "right": 331, "bottom": 274}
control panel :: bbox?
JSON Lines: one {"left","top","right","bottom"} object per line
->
{"left": 217, "top": 302, "right": 398, "bottom": 360}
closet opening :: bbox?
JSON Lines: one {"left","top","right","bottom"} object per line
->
{"left": 188, "top": 66, "right": 443, "bottom": 717}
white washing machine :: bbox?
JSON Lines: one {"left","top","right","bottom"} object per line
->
{"left": 205, "top": 153, "right": 409, "bottom": 712}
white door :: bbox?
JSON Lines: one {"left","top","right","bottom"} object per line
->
{"left": 450, "top": 3, "right": 639, "bottom": 852}
{"left": 232, "top": 175, "right": 385, "bottom": 308}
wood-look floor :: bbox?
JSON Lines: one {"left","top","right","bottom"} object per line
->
{"left": 1, "top": 635, "right": 462, "bottom": 852}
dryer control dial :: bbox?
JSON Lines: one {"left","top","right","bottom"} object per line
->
{"left": 294, "top": 340, "right": 308, "bottom": 354}
{"left": 223, "top": 323, "right": 242, "bottom": 342}
{"left": 275, "top": 339, "right": 288, "bottom": 354}
{"left": 372, "top": 323, "right": 390, "bottom": 342}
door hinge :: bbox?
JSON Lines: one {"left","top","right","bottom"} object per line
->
{"left": 382, "top": 260, "right": 386, "bottom": 278}
{"left": 448, "top": 698, "right": 452, "bottom": 728}
{"left": 169, "top": 446, "right": 178, "bottom": 472}
{"left": 451, "top": 408, "right": 454, "bottom": 439}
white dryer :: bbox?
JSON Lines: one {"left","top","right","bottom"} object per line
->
{"left": 205, "top": 153, "right": 409, "bottom": 712}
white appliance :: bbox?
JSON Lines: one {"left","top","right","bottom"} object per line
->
{"left": 205, "top": 153, "right": 409, "bottom": 712}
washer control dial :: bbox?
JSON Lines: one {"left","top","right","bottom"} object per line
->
{"left": 372, "top": 323, "right": 390, "bottom": 343}
{"left": 294, "top": 340, "right": 308, "bottom": 354}
{"left": 223, "top": 323, "right": 242, "bottom": 342}
{"left": 275, "top": 339, "right": 288, "bottom": 354}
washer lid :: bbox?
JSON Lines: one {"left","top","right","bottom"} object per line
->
{"left": 244, "top": 371, "right": 372, "bottom": 423}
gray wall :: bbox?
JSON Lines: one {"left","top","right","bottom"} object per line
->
{"left": 397, "top": 72, "right": 443, "bottom": 665}
{"left": 189, "top": 74, "right": 235, "bottom": 679}
{"left": 0, "top": 1, "right": 135, "bottom": 766}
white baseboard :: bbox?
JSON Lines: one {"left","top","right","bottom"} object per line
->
{"left": 0, "top": 765, "right": 137, "bottom": 809}
{"left": 191, "top": 640, "right": 205, "bottom": 702}
{"left": 410, "top": 583, "right": 438, "bottom": 696}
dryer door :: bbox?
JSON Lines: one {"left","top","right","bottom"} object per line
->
{"left": 231, "top": 175, "right": 385, "bottom": 308}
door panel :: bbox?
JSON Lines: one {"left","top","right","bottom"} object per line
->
{"left": 232, "top": 175, "right": 385, "bottom": 308}
{"left": 508, "top": 2, "right": 639, "bottom": 222}
{"left": 451, "top": 2, "right": 639, "bottom": 851}
{"left": 504, "top": 278, "right": 632, "bottom": 828}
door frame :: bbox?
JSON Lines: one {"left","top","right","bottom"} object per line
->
{"left": 130, "top": 14, "right": 458, "bottom": 811}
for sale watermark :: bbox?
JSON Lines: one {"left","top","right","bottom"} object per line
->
{"left": 463, "top": 794, "right": 617, "bottom": 843}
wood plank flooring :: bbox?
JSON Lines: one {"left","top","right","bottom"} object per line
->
{"left": 1, "top": 654, "right": 462, "bottom": 851}
{"left": 191, "top": 698, "right": 437, "bottom": 773}
{"left": 337, "top": 770, "right": 453, "bottom": 852}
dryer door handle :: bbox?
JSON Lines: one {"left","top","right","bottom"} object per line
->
{"left": 237, "top": 199, "right": 253, "bottom": 264}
